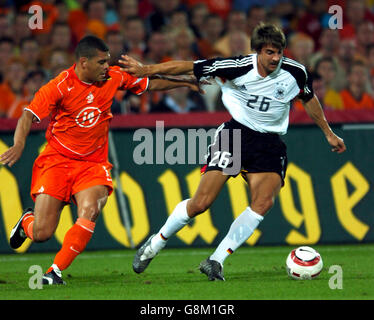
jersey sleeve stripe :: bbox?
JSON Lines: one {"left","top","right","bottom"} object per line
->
{"left": 194, "top": 55, "right": 254, "bottom": 80}
{"left": 56, "top": 71, "right": 69, "bottom": 97}
{"left": 134, "top": 77, "right": 149, "bottom": 95}
{"left": 24, "top": 107, "right": 41, "bottom": 123}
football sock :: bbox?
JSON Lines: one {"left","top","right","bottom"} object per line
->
{"left": 51, "top": 217, "right": 95, "bottom": 272}
{"left": 151, "top": 199, "right": 191, "bottom": 253}
{"left": 210, "top": 206, "right": 264, "bottom": 265}
{"left": 21, "top": 212, "right": 34, "bottom": 241}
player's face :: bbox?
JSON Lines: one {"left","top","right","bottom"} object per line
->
{"left": 86, "top": 50, "right": 111, "bottom": 82}
{"left": 257, "top": 45, "right": 283, "bottom": 76}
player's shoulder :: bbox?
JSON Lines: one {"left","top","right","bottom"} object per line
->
{"left": 107, "top": 65, "right": 132, "bottom": 84}
{"left": 38, "top": 66, "right": 74, "bottom": 97}
{"left": 108, "top": 66, "right": 126, "bottom": 79}
{"left": 281, "top": 57, "right": 308, "bottom": 75}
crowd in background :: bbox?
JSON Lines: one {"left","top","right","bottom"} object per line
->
{"left": 1, "top": 0, "right": 374, "bottom": 118}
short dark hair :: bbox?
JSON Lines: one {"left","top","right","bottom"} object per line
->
{"left": 75, "top": 35, "right": 109, "bottom": 60}
{"left": 251, "top": 23, "right": 286, "bottom": 52}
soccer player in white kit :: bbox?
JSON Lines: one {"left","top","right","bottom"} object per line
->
{"left": 119, "top": 23, "right": 346, "bottom": 281}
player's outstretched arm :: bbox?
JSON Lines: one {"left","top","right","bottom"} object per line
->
{"left": 119, "top": 55, "right": 194, "bottom": 77}
{"left": 0, "top": 110, "right": 35, "bottom": 167}
{"left": 148, "top": 76, "right": 204, "bottom": 93}
{"left": 302, "top": 95, "right": 346, "bottom": 154}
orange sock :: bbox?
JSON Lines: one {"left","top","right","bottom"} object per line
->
{"left": 52, "top": 218, "right": 95, "bottom": 271}
{"left": 21, "top": 212, "right": 34, "bottom": 241}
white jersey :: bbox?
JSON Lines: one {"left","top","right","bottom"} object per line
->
{"left": 193, "top": 54, "right": 314, "bottom": 135}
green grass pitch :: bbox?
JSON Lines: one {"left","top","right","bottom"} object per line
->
{"left": 0, "top": 244, "right": 373, "bottom": 300}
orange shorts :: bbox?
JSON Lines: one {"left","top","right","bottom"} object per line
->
{"left": 30, "top": 144, "right": 113, "bottom": 203}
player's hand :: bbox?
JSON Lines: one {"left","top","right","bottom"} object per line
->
{"left": 119, "top": 55, "right": 146, "bottom": 77}
{"left": 0, "top": 143, "right": 24, "bottom": 167}
{"left": 175, "top": 75, "right": 210, "bottom": 94}
{"left": 326, "top": 133, "right": 346, "bottom": 154}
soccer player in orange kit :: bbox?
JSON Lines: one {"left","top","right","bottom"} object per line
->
{"left": 0, "top": 35, "right": 201, "bottom": 285}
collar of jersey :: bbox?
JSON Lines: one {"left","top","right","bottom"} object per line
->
{"left": 70, "top": 64, "right": 94, "bottom": 86}
{"left": 253, "top": 53, "right": 282, "bottom": 79}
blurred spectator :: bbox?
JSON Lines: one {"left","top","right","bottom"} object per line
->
{"left": 310, "top": 28, "right": 340, "bottom": 70}
{"left": 0, "top": 36, "right": 14, "bottom": 76}
{"left": 0, "top": 57, "right": 26, "bottom": 117}
{"left": 168, "top": 27, "right": 197, "bottom": 60}
{"left": 183, "top": 0, "right": 231, "bottom": 19}
{"left": 85, "top": 0, "right": 108, "bottom": 39}
{"left": 334, "top": 37, "right": 368, "bottom": 92}
{"left": 314, "top": 57, "right": 344, "bottom": 110}
{"left": 0, "top": 13, "right": 12, "bottom": 38}
{"left": 296, "top": 0, "right": 328, "bottom": 46}
{"left": 169, "top": 9, "right": 189, "bottom": 31}
{"left": 214, "top": 10, "right": 252, "bottom": 57}
{"left": 195, "top": 13, "right": 224, "bottom": 59}
{"left": 150, "top": 86, "right": 207, "bottom": 113}
{"left": 367, "top": 43, "right": 374, "bottom": 76}
{"left": 144, "top": 31, "right": 172, "bottom": 64}
{"left": 19, "top": 36, "right": 42, "bottom": 73}
{"left": 355, "top": 20, "right": 374, "bottom": 59}
{"left": 48, "top": 49, "right": 71, "bottom": 78}
{"left": 122, "top": 16, "right": 146, "bottom": 58}
{"left": 40, "top": 22, "right": 74, "bottom": 70}
{"left": 285, "top": 32, "right": 314, "bottom": 70}
{"left": 6, "top": 69, "right": 47, "bottom": 119}
{"left": 247, "top": 5, "right": 267, "bottom": 37}
{"left": 13, "top": 12, "right": 32, "bottom": 46}
{"left": 340, "top": 0, "right": 374, "bottom": 39}
{"left": 146, "top": 0, "right": 184, "bottom": 32}
{"left": 189, "top": 2, "right": 209, "bottom": 39}
{"left": 106, "top": 30, "right": 125, "bottom": 66}
{"left": 55, "top": 0, "right": 70, "bottom": 24}
{"left": 234, "top": 0, "right": 291, "bottom": 13}
{"left": 119, "top": 0, "right": 139, "bottom": 23}
{"left": 340, "top": 60, "right": 374, "bottom": 110}
{"left": 227, "top": 31, "right": 250, "bottom": 57}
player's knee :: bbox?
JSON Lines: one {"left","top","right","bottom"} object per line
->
{"left": 78, "top": 201, "right": 101, "bottom": 221}
{"left": 33, "top": 227, "right": 53, "bottom": 243}
{"left": 188, "top": 197, "right": 212, "bottom": 216}
{"left": 251, "top": 198, "right": 274, "bottom": 215}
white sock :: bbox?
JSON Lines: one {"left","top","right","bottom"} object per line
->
{"left": 151, "top": 199, "right": 191, "bottom": 253}
{"left": 210, "top": 206, "right": 264, "bottom": 265}
{"left": 51, "top": 264, "right": 62, "bottom": 277}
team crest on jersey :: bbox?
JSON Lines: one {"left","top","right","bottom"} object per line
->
{"left": 75, "top": 106, "right": 101, "bottom": 128}
{"left": 86, "top": 92, "right": 94, "bottom": 104}
{"left": 274, "top": 82, "right": 287, "bottom": 100}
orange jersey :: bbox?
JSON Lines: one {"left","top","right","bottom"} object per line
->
{"left": 340, "top": 89, "right": 374, "bottom": 110}
{"left": 26, "top": 65, "right": 149, "bottom": 162}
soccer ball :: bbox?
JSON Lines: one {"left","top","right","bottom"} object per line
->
{"left": 286, "top": 246, "right": 323, "bottom": 280}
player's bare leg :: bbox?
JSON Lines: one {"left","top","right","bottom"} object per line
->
{"left": 133, "top": 170, "right": 229, "bottom": 274}
{"left": 245, "top": 172, "right": 282, "bottom": 216}
{"left": 204, "top": 172, "right": 282, "bottom": 280}
{"left": 33, "top": 194, "right": 65, "bottom": 242}
{"left": 43, "top": 185, "right": 109, "bottom": 285}
{"left": 10, "top": 193, "right": 64, "bottom": 248}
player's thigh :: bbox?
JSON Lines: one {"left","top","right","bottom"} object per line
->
{"left": 33, "top": 193, "right": 65, "bottom": 241}
{"left": 74, "top": 185, "right": 109, "bottom": 221}
{"left": 245, "top": 172, "right": 282, "bottom": 215}
{"left": 187, "top": 170, "right": 229, "bottom": 216}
